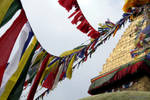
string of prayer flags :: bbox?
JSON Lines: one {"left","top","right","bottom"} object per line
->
{"left": 98, "top": 20, "right": 115, "bottom": 34}
{"left": 39, "top": 56, "right": 55, "bottom": 85}
{"left": 42, "top": 61, "right": 60, "bottom": 90}
{"left": 27, "top": 54, "right": 50, "bottom": 100}
{"left": 23, "top": 47, "right": 44, "bottom": 89}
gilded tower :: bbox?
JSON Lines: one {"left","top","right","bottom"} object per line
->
{"left": 81, "top": 2, "right": 150, "bottom": 100}
{"left": 101, "top": 15, "right": 147, "bottom": 74}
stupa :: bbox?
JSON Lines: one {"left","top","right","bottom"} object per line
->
{"left": 88, "top": 15, "right": 150, "bottom": 95}
{"left": 81, "top": 1, "right": 150, "bottom": 100}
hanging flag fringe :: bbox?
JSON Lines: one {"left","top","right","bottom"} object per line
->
{"left": 58, "top": 0, "right": 100, "bottom": 39}
{"left": 27, "top": 54, "right": 50, "bottom": 100}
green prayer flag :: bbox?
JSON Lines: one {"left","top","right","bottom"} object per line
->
{"left": 0, "top": 0, "right": 22, "bottom": 28}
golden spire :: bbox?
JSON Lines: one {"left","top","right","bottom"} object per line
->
{"left": 100, "top": 15, "right": 147, "bottom": 74}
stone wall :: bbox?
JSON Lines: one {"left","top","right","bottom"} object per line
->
{"left": 103, "top": 76, "right": 150, "bottom": 93}
{"left": 80, "top": 91, "right": 150, "bottom": 100}
{"left": 122, "top": 76, "right": 150, "bottom": 91}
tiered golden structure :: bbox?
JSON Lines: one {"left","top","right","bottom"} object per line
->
{"left": 101, "top": 15, "right": 148, "bottom": 74}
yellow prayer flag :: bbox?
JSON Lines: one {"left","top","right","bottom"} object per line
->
{"left": 113, "top": 25, "right": 119, "bottom": 37}
{"left": 0, "top": 37, "right": 37, "bottom": 100}
{"left": 39, "top": 56, "right": 56, "bottom": 84}
{"left": 66, "top": 54, "right": 77, "bottom": 79}
{"left": 31, "top": 51, "right": 47, "bottom": 67}
{"left": 60, "top": 49, "right": 81, "bottom": 57}
{"left": 0, "top": 0, "right": 13, "bottom": 25}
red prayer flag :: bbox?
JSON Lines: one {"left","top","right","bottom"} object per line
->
{"left": 0, "top": 9, "right": 27, "bottom": 86}
{"left": 42, "top": 72, "right": 55, "bottom": 89}
{"left": 27, "top": 54, "right": 50, "bottom": 100}
{"left": 42, "top": 63, "right": 60, "bottom": 90}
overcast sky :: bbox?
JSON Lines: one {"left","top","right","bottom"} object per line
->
{"left": 0, "top": 0, "right": 129, "bottom": 100}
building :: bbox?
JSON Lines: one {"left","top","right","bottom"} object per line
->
{"left": 81, "top": 3, "right": 150, "bottom": 100}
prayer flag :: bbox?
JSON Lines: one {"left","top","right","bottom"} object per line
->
{"left": 0, "top": 37, "right": 38, "bottom": 100}
{"left": 0, "top": 0, "right": 22, "bottom": 28}
{"left": 0, "top": 0, "right": 13, "bottom": 25}
{"left": 0, "top": 10, "right": 27, "bottom": 86}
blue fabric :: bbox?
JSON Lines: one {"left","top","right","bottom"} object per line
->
{"left": 20, "top": 31, "right": 33, "bottom": 59}
{"left": 131, "top": 52, "right": 138, "bottom": 58}
{"left": 124, "top": 83, "right": 130, "bottom": 88}
{"left": 123, "top": 13, "right": 130, "bottom": 17}
{"left": 78, "top": 48, "right": 85, "bottom": 58}
{"left": 48, "top": 57, "right": 60, "bottom": 67}
{"left": 146, "top": 53, "right": 150, "bottom": 59}
{"left": 141, "top": 25, "right": 150, "bottom": 35}
{"left": 6, "top": 63, "right": 9, "bottom": 69}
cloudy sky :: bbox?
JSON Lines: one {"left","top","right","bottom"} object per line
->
{"left": 0, "top": 0, "right": 129, "bottom": 100}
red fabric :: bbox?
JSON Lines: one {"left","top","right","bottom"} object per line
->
{"left": 91, "top": 40, "right": 98, "bottom": 50}
{"left": 24, "top": 81, "right": 28, "bottom": 87}
{"left": 77, "top": 19, "right": 90, "bottom": 33}
{"left": 27, "top": 54, "right": 50, "bottom": 100}
{"left": 42, "top": 72, "right": 55, "bottom": 89}
{"left": 58, "top": 0, "right": 77, "bottom": 11}
{"left": 89, "top": 31, "right": 100, "bottom": 39}
{"left": 42, "top": 64, "right": 59, "bottom": 89}
{"left": 0, "top": 9, "right": 27, "bottom": 86}
{"left": 36, "top": 44, "right": 41, "bottom": 50}
{"left": 24, "top": 81, "right": 28, "bottom": 90}
{"left": 89, "top": 61, "right": 149, "bottom": 95}
{"left": 58, "top": 0, "right": 100, "bottom": 39}
{"left": 68, "top": 9, "right": 80, "bottom": 18}
{"left": 60, "top": 72, "right": 65, "bottom": 80}
{"left": 71, "top": 10, "right": 83, "bottom": 24}
{"left": 110, "top": 61, "right": 144, "bottom": 82}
